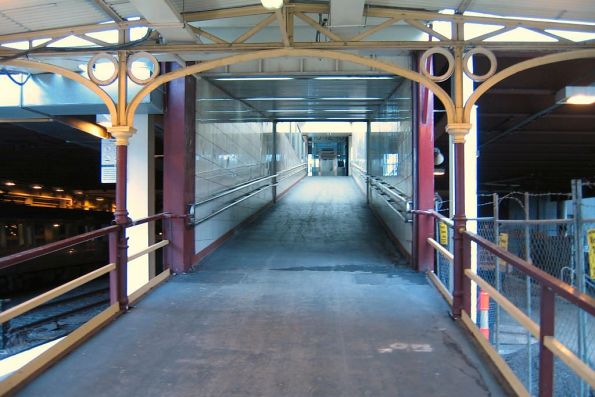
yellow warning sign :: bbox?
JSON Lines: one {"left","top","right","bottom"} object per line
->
{"left": 439, "top": 222, "right": 448, "bottom": 245}
{"left": 587, "top": 229, "right": 595, "bottom": 279}
{"left": 497, "top": 233, "right": 509, "bottom": 271}
{"left": 498, "top": 233, "right": 509, "bottom": 251}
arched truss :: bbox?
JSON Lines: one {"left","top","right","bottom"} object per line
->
{"left": 125, "top": 48, "right": 456, "bottom": 127}
{"left": 0, "top": 59, "right": 118, "bottom": 123}
{"left": 464, "top": 49, "right": 595, "bottom": 122}
{"left": 1, "top": 47, "right": 594, "bottom": 133}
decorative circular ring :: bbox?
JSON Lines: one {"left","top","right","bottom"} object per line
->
{"left": 463, "top": 47, "right": 497, "bottom": 82}
{"left": 419, "top": 47, "right": 455, "bottom": 82}
{"left": 87, "top": 53, "right": 118, "bottom": 86}
{"left": 126, "top": 51, "right": 160, "bottom": 85}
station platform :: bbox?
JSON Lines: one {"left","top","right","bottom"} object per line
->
{"left": 16, "top": 178, "right": 505, "bottom": 396}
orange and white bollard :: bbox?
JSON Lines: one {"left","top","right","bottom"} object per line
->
{"left": 479, "top": 290, "right": 490, "bottom": 340}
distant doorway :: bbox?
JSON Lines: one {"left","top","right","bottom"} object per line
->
{"left": 308, "top": 136, "right": 349, "bottom": 176}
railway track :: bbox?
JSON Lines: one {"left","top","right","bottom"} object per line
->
{"left": 1, "top": 285, "right": 109, "bottom": 357}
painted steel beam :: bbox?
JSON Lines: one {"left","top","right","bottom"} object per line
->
{"left": 128, "top": 0, "right": 197, "bottom": 43}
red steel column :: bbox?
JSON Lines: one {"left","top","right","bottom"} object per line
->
{"left": 413, "top": 54, "right": 435, "bottom": 272}
{"left": 163, "top": 63, "right": 196, "bottom": 273}
{"left": 115, "top": 144, "right": 129, "bottom": 309}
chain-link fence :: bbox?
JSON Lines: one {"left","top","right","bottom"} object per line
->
{"left": 432, "top": 181, "right": 594, "bottom": 396}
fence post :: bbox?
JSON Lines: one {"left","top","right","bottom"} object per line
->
{"left": 0, "top": 299, "right": 9, "bottom": 349}
{"left": 451, "top": 135, "right": 470, "bottom": 318}
{"left": 108, "top": 231, "right": 118, "bottom": 306}
{"left": 493, "top": 193, "right": 500, "bottom": 351}
{"left": 524, "top": 192, "right": 533, "bottom": 394}
{"left": 272, "top": 122, "right": 278, "bottom": 203}
{"left": 365, "top": 121, "right": 371, "bottom": 204}
{"left": 538, "top": 287, "right": 555, "bottom": 397}
{"left": 114, "top": 144, "right": 129, "bottom": 311}
{"left": 571, "top": 178, "right": 587, "bottom": 397}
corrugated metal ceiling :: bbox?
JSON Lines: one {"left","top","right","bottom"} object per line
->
{"left": 0, "top": 0, "right": 593, "bottom": 37}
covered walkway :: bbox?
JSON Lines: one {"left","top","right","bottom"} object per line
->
{"left": 17, "top": 178, "right": 504, "bottom": 396}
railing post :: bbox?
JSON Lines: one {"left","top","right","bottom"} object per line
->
{"left": 108, "top": 230, "right": 118, "bottom": 306}
{"left": 366, "top": 120, "right": 371, "bottom": 204}
{"left": 272, "top": 121, "right": 278, "bottom": 203}
{"left": 447, "top": 123, "right": 472, "bottom": 318}
{"left": 162, "top": 215, "right": 172, "bottom": 271}
{"left": 571, "top": 178, "right": 588, "bottom": 397}
{"left": 493, "top": 192, "right": 500, "bottom": 351}
{"left": 538, "top": 287, "right": 555, "bottom": 397}
{"left": 0, "top": 299, "right": 9, "bottom": 349}
{"left": 108, "top": 126, "right": 136, "bottom": 311}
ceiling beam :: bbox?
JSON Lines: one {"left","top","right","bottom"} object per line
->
{"left": 276, "top": 10, "right": 290, "bottom": 47}
{"left": 128, "top": 0, "right": 197, "bottom": 43}
{"left": 233, "top": 13, "right": 276, "bottom": 44}
{"left": 294, "top": 12, "right": 343, "bottom": 42}
{"left": 329, "top": 0, "right": 365, "bottom": 39}
{"left": 93, "top": 0, "right": 124, "bottom": 23}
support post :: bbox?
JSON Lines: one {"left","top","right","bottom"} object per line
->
{"left": 414, "top": 56, "right": 435, "bottom": 272}
{"left": 447, "top": 123, "right": 472, "bottom": 318}
{"left": 272, "top": 121, "right": 278, "bottom": 202}
{"left": 538, "top": 287, "right": 555, "bottom": 397}
{"left": 365, "top": 120, "right": 371, "bottom": 204}
{"left": 524, "top": 192, "right": 533, "bottom": 394}
{"left": 108, "top": 127, "right": 136, "bottom": 311}
{"left": 108, "top": 230, "right": 118, "bottom": 305}
{"left": 493, "top": 193, "right": 500, "bottom": 351}
{"left": 571, "top": 178, "right": 588, "bottom": 397}
{"left": 115, "top": 142, "right": 130, "bottom": 310}
{"left": 163, "top": 63, "right": 196, "bottom": 273}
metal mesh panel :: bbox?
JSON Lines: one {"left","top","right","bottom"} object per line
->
{"left": 467, "top": 187, "right": 594, "bottom": 396}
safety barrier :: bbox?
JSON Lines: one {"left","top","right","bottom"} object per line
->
{"left": 0, "top": 213, "right": 172, "bottom": 395}
{"left": 350, "top": 163, "right": 412, "bottom": 223}
{"left": 188, "top": 163, "right": 307, "bottom": 226}
{"left": 417, "top": 209, "right": 595, "bottom": 397}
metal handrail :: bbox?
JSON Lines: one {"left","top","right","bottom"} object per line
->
{"left": 463, "top": 231, "right": 595, "bottom": 316}
{"left": 413, "top": 209, "right": 454, "bottom": 228}
{"left": 350, "top": 162, "right": 367, "bottom": 175}
{"left": 192, "top": 163, "right": 306, "bottom": 207}
{"left": 0, "top": 224, "right": 119, "bottom": 271}
{"left": 276, "top": 164, "right": 307, "bottom": 183}
{"left": 372, "top": 187, "right": 409, "bottom": 222}
{"left": 190, "top": 163, "right": 307, "bottom": 225}
{"left": 193, "top": 185, "right": 271, "bottom": 226}
{"left": 369, "top": 177, "right": 410, "bottom": 205}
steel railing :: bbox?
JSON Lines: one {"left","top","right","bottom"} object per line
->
{"left": 350, "top": 164, "right": 412, "bottom": 223}
{"left": 0, "top": 212, "right": 173, "bottom": 394}
{"left": 188, "top": 163, "right": 306, "bottom": 226}
{"left": 417, "top": 210, "right": 595, "bottom": 397}
{"left": 368, "top": 178, "right": 412, "bottom": 223}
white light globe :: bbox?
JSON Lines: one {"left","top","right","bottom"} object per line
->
{"left": 261, "top": 0, "right": 283, "bottom": 10}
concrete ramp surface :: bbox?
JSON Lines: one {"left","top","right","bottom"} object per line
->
{"left": 17, "top": 177, "right": 505, "bottom": 397}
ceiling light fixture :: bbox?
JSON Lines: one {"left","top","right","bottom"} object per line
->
{"left": 4, "top": 181, "right": 15, "bottom": 186}
{"left": 434, "top": 148, "right": 445, "bottom": 165}
{"left": 556, "top": 86, "right": 595, "bottom": 105}
{"left": 323, "top": 109, "right": 373, "bottom": 112}
{"left": 260, "top": 0, "right": 283, "bottom": 10}
{"left": 434, "top": 168, "right": 445, "bottom": 176}
{"left": 320, "top": 97, "right": 382, "bottom": 101}
{"left": 31, "top": 184, "right": 43, "bottom": 190}
{"left": 245, "top": 97, "right": 305, "bottom": 101}
{"left": 314, "top": 76, "right": 393, "bottom": 80}
{"left": 215, "top": 77, "right": 294, "bottom": 81}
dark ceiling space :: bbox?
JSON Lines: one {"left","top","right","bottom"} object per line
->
{"left": 0, "top": 123, "right": 103, "bottom": 190}
{"left": 434, "top": 56, "right": 595, "bottom": 195}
